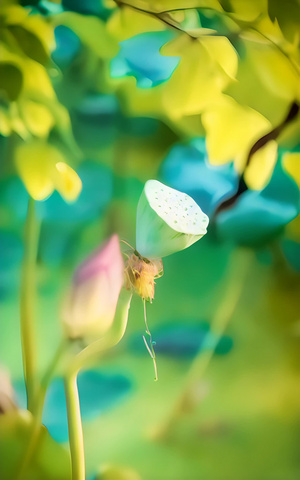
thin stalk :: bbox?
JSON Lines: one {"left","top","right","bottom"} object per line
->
{"left": 154, "top": 249, "right": 253, "bottom": 438}
{"left": 14, "top": 413, "right": 43, "bottom": 480}
{"left": 20, "top": 198, "right": 40, "bottom": 413}
{"left": 64, "top": 371, "right": 85, "bottom": 480}
{"left": 143, "top": 299, "right": 158, "bottom": 381}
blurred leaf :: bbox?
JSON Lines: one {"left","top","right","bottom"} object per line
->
{"left": 202, "top": 94, "right": 275, "bottom": 188}
{"left": 282, "top": 151, "right": 300, "bottom": 187}
{"left": 2, "top": 4, "right": 55, "bottom": 64}
{"left": 215, "top": 161, "right": 300, "bottom": 245}
{"left": 244, "top": 140, "right": 278, "bottom": 190}
{"left": 62, "top": 0, "right": 111, "bottom": 19}
{"left": 0, "top": 63, "right": 23, "bottom": 101}
{"left": 21, "top": 98, "right": 55, "bottom": 137}
{"left": 220, "top": 0, "right": 267, "bottom": 21}
{"left": 160, "top": 138, "right": 238, "bottom": 216}
{"left": 52, "top": 25, "right": 81, "bottom": 69}
{"left": 111, "top": 31, "right": 179, "bottom": 88}
{"left": 201, "top": 35, "right": 238, "bottom": 80}
{"left": 0, "top": 175, "right": 29, "bottom": 221}
{"left": 0, "top": 109, "right": 11, "bottom": 136}
{"left": 246, "top": 43, "right": 300, "bottom": 103}
{"left": 97, "top": 464, "right": 142, "bottom": 480}
{"left": 225, "top": 39, "right": 292, "bottom": 126}
{"left": 0, "top": 230, "right": 23, "bottom": 270}
{"left": 0, "top": 410, "right": 71, "bottom": 480}
{"left": 9, "top": 24, "right": 50, "bottom": 64}
{"left": 282, "top": 238, "right": 300, "bottom": 271}
{"left": 38, "top": 161, "right": 113, "bottom": 222}
{"left": 15, "top": 140, "right": 81, "bottom": 201}
{"left": 107, "top": 5, "right": 165, "bottom": 42}
{"left": 268, "top": 0, "right": 300, "bottom": 43}
{"left": 114, "top": 0, "right": 223, "bottom": 14}
{"left": 53, "top": 12, "right": 119, "bottom": 59}
{"left": 161, "top": 34, "right": 237, "bottom": 118}
{"left": 15, "top": 370, "right": 132, "bottom": 444}
{"left": 130, "top": 320, "right": 233, "bottom": 357}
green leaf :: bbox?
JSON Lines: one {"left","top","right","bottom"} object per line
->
{"left": 0, "top": 410, "right": 71, "bottom": 480}
{"left": 0, "top": 63, "right": 23, "bottom": 101}
{"left": 115, "top": 0, "right": 223, "bottom": 14}
{"left": 268, "top": 0, "right": 300, "bottom": 43}
{"left": 9, "top": 25, "right": 50, "bottom": 64}
{"left": 161, "top": 34, "right": 237, "bottom": 119}
{"left": 53, "top": 12, "right": 119, "bottom": 59}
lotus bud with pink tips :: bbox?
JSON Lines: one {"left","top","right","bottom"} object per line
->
{"left": 0, "top": 367, "right": 17, "bottom": 414}
{"left": 61, "top": 234, "right": 126, "bottom": 342}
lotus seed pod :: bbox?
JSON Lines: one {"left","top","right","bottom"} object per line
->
{"left": 136, "top": 180, "right": 209, "bottom": 258}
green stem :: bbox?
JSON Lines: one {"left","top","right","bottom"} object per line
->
{"left": 64, "top": 371, "right": 85, "bottom": 480}
{"left": 20, "top": 197, "right": 40, "bottom": 413}
{"left": 14, "top": 413, "right": 42, "bottom": 480}
{"left": 154, "top": 249, "right": 253, "bottom": 438}
{"left": 15, "top": 340, "right": 67, "bottom": 480}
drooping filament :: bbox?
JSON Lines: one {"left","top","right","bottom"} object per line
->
{"left": 143, "top": 299, "right": 158, "bottom": 381}
{"left": 122, "top": 241, "right": 162, "bottom": 380}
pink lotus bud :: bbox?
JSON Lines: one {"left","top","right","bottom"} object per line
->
{"left": 0, "top": 366, "right": 17, "bottom": 414}
{"left": 61, "top": 235, "right": 124, "bottom": 340}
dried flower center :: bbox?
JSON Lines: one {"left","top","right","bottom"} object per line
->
{"left": 124, "top": 253, "right": 163, "bottom": 302}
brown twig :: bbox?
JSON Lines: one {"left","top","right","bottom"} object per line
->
{"left": 215, "top": 101, "right": 299, "bottom": 214}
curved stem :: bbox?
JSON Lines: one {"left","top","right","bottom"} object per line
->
{"left": 20, "top": 198, "right": 40, "bottom": 413}
{"left": 154, "top": 249, "right": 253, "bottom": 438}
{"left": 64, "top": 371, "right": 85, "bottom": 480}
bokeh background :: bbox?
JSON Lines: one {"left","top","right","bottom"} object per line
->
{"left": 0, "top": 1, "right": 300, "bottom": 479}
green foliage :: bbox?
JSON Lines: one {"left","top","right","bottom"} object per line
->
{"left": 0, "top": 410, "right": 71, "bottom": 480}
{"left": 0, "top": 1, "right": 300, "bottom": 479}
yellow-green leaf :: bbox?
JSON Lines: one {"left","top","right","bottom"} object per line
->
{"left": 15, "top": 141, "right": 82, "bottom": 201}
{"left": 202, "top": 94, "right": 271, "bottom": 173}
{"left": 244, "top": 140, "right": 278, "bottom": 190}
{"left": 20, "top": 99, "right": 54, "bottom": 137}
{"left": 282, "top": 152, "right": 300, "bottom": 188}
{"left": 107, "top": 5, "right": 165, "bottom": 41}
{"left": 161, "top": 35, "right": 227, "bottom": 118}
{"left": 54, "top": 12, "right": 119, "bottom": 59}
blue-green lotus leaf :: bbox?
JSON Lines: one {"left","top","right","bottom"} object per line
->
{"left": 72, "top": 94, "right": 120, "bottom": 147}
{"left": 216, "top": 161, "right": 300, "bottom": 246}
{"left": 160, "top": 138, "right": 238, "bottom": 217}
{"left": 14, "top": 370, "right": 132, "bottom": 443}
{"left": 62, "top": 0, "right": 110, "bottom": 19}
{"left": 130, "top": 321, "right": 233, "bottom": 357}
{"left": 111, "top": 31, "right": 180, "bottom": 88}
{"left": 37, "top": 161, "right": 113, "bottom": 222}
{"left": 281, "top": 239, "right": 300, "bottom": 271}
{"left": 0, "top": 176, "right": 29, "bottom": 221}
{"left": 52, "top": 25, "right": 81, "bottom": 69}
{"left": 0, "top": 230, "right": 23, "bottom": 270}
